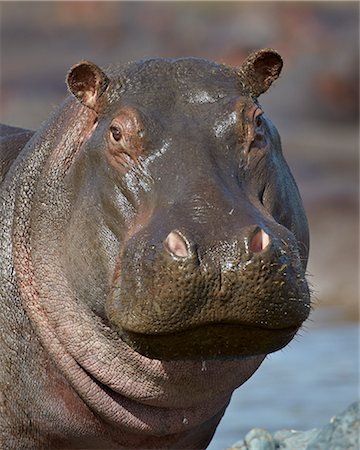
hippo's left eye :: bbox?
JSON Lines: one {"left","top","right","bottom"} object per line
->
{"left": 255, "top": 112, "right": 264, "bottom": 129}
{"left": 110, "top": 126, "right": 122, "bottom": 143}
{"left": 250, "top": 110, "right": 267, "bottom": 150}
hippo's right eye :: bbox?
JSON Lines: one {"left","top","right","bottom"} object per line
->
{"left": 110, "top": 126, "right": 122, "bottom": 143}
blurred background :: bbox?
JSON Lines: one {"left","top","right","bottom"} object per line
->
{"left": 0, "top": 2, "right": 358, "bottom": 449}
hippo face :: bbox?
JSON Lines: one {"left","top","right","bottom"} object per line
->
{"left": 65, "top": 50, "right": 310, "bottom": 360}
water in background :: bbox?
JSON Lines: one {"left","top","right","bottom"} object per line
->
{"left": 208, "top": 321, "right": 359, "bottom": 450}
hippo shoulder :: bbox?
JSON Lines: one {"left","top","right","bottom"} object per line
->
{"left": 0, "top": 124, "right": 34, "bottom": 182}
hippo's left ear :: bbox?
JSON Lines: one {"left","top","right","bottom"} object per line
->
{"left": 67, "top": 61, "right": 109, "bottom": 109}
{"left": 239, "top": 49, "right": 283, "bottom": 97}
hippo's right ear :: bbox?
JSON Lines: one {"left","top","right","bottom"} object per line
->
{"left": 66, "top": 61, "right": 109, "bottom": 109}
{"left": 239, "top": 49, "right": 283, "bottom": 97}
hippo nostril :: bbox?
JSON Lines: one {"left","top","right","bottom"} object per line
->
{"left": 164, "top": 231, "right": 189, "bottom": 258}
{"left": 250, "top": 228, "right": 270, "bottom": 253}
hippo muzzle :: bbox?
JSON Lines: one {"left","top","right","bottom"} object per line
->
{"left": 106, "top": 188, "right": 310, "bottom": 360}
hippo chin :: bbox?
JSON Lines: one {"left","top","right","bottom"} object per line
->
{"left": 0, "top": 49, "right": 310, "bottom": 449}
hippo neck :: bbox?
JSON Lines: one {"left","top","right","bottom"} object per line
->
{"left": 9, "top": 98, "right": 265, "bottom": 447}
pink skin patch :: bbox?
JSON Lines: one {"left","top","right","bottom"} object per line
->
{"left": 165, "top": 230, "right": 189, "bottom": 258}
{"left": 250, "top": 229, "right": 270, "bottom": 253}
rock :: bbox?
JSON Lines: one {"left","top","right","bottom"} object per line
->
{"left": 232, "top": 428, "right": 276, "bottom": 450}
{"left": 226, "top": 401, "right": 359, "bottom": 450}
{"left": 273, "top": 429, "right": 320, "bottom": 449}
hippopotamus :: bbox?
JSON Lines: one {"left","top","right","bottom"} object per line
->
{"left": 0, "top": 49, "right": 310, "bottom": 449}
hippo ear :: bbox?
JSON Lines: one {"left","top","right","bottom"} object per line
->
{"left": 239, "top": 49, "right": 283, "bottom": 97}
{"left": 66, "top": 61, "right": 109, "bottom": 109}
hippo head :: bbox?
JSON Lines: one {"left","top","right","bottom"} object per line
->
{"left": 64, "top": 49, "right": 310, "bottom": 361}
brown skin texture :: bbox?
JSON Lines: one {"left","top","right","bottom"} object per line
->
{"left": 0, "top": 50, "right": 310, "bottom": 449}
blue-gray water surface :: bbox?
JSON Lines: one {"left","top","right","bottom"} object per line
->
{"left": 208, "top": 321, "right": 359, "bottom": 450}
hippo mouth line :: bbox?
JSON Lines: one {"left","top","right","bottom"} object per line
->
{"left": 117, "top": 322, "right": 299, "bottom": 360}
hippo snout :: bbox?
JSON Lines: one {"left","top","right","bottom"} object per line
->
{"left": 106, "top": 220, "right": 310, "bottom": 360}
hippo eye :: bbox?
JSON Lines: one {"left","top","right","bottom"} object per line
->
{"left": 110, "top": 125, "right": 122, "bottom": 143}
{"left": 255, "top": 113, "right": 263, "bottom": 129}
{"left": 250, "top": 111, "right": 267, "bottom": 150}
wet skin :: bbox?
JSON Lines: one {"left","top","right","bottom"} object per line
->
{"left": 0, "top": 50, "right": 310, "bottom": 449}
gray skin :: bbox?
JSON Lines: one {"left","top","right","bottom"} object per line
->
{"left": 0, "top": 49, "right": 310, "bottom": 449}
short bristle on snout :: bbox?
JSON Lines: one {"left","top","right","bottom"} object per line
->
{"left": 249, "top": 228, "right": 270, "bottom": 253}
{"left": 164, "top": 231, "right": 189, "bottom": 258}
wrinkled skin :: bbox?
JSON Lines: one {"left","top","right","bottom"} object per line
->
{"left": 0, "top": 50, "right": 310, "bottom": 449}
